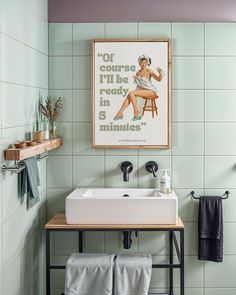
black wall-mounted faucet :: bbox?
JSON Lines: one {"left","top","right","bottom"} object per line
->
{"left": 145, "top": 161, "right": 158, "bottom": 177}
{"left": 121, "top": 161, "right": 133, "bottom": 182}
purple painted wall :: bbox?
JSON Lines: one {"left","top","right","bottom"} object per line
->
{"left": 48, "top": 0, "right": 236, "bottom": 23}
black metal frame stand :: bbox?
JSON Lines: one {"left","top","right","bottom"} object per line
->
{"left": 46, "top": 227, "right": 184, "bottom": 295}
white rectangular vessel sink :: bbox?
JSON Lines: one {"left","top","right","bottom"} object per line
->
{"left": 66, "top": 188, "right": 178, "bottom": 225}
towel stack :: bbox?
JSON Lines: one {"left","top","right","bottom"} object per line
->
{"left": 65, "top": 253, "right": 152, "bottom": 295}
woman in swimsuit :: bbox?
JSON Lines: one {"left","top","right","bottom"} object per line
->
{"left": 113, "top": 55, "right": 163, "bottom": 121}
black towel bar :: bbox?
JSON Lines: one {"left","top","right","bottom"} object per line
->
{"left": 190, "top": 190, "right": 230, "bottom": 200}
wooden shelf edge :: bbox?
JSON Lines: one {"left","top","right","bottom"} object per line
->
{"left": 4, "top": 137, "right": 63, "bottom": 161}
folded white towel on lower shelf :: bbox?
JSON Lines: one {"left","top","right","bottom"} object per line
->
{"left": 114, "top": 254, "right": 152, "bottom": 295}
{"left": 65, "top": 253, "right": 115, "bottom": 295}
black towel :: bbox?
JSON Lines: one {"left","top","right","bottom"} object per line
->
{"left": 198, "top": 196, "right": 223, "bottom": 262}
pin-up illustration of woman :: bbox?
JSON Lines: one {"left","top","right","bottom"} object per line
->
{"left": 113, "top": 54, "right": 163, "bottom": 121}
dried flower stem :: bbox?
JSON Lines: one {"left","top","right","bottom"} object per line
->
{"left": 40, "top": 96, "right": 63, "bottom": 123}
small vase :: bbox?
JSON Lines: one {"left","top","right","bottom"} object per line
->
{"left": 49, "top": 121, "right": 57, "bottom": 138}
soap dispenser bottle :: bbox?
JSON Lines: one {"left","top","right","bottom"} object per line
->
{"left": 160, "top": 169, "right": 171, "bottom": 194}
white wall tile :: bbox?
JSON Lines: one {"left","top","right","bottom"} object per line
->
{"left": 2, "top": 83, "right": 38, "bottom": 128}
{"left": 2, "top": 34, "right": 46, "bottom": 88}
{"left": 2, "top": 173, "right": 24, "bottom": 222}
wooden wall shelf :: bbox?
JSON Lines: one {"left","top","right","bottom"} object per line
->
{"left": 4, "top": 137, "right": 63, "bottom": 161}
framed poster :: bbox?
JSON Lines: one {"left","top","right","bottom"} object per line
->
{"left": 92, "top": 39, "right": 171, "bottom": 149}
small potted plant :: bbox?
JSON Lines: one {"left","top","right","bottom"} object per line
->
{"left": 40, "top": 96, "right": 63, "bottom": 138}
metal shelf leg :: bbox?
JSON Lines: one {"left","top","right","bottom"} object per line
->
{"left": 169, "top": 231, "right": 173, "bottom": 295}
{"left": 46, "top": 230, "right": 51, "bottom": 295}
{"left": 180, "top": 229, "right": 185, "bottom": 295}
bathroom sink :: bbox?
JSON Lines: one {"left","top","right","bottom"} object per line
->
{"left": 66, "top": 188, "right": 178, "bottom": 225}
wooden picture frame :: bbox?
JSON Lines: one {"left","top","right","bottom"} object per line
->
{"left": 92, "top": 39, "right": 171, "bottom": 149}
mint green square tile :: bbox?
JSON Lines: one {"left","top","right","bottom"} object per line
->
{"left": 174, "top": 256, "right": 204, "bottom": 288}
{"left": 73, "top": 90, "right": 91, "bottom": 122}
{"left": 206, "top": 23, "right": 236, "bottom": 55}
{"left": 73, "top": 23, "right": 105, "bottom": 55}
{"left": 105, "top": 149, "right": 138, "bottom": 156}
{"left": 205, "top": 288, "right": 236, "bottom": 295}
{"left": 73, "top": 155, "right": 105, "bottom": 187}
{"left": 48, "top": 90, "right": 73, "bottom": 122}
{"left": 138, "top": 147, "right": 171, "bottom": 156}
{"left": 224, "top": 223, "right": 236, "bottom": 254}
{"left": 46, "top": 188, "right": 72, "bottom": 219}
{"left": 205, "top": 256, "right": 236, "bottom": 287}
{"left": 139, "top": 232, "right": 168, "bottom": 255}
{"left": 50, "top": 122, "right": 72, "bottom": 155}
{"left": 105, "top": 23, "right": 138, "bottom": 38}
{"left": 105, "top": 232, "right": 138, "bottom": 253}
{"left": 172, "top": 156, "right": 204, "bottom": 188}
{"left": 172, "top": 57, "right": 204, "bottom": 89}
{"left": 49, "top": 23, "right": 72, "bottom": 56}
{"left": 205, "top": 90, "right": 236, "bottom": 122}
{"left": 184, "top": 222, "right": 198, "bottom": 255}
{"left": 172, "top": 123, "right": 204, "bottom": 155}
{"left": 206, "top": 57, "right": 236, "bottom": 89}
{"left": 73, "top": 123, "right": 104, "bottom": 155}
{"left": 138, "top": 156, "right": 171, "bottom": 189}
{"left": 47, "top": 156, "right": 72, "bottom": 188}
{"left": 149, "top": 256, "right": 168, "bottom": 289}
{"left": 175, "top": 188, "right": 203, "bottom": 222}
{"left": 54, "top": 232, "right": 78, "bottom": 255}
{"left": 206, "top": 123, "right": 236, "bottom": 155}
{"left": 49, "top": 57, "right": 72, "bottom": 89}
{"left": 139, "top": 23, "right": 171, "bottom": 38}
{"left": 174, "top": 288, "right": 204, "bottom": 295}
{"left": 205, "top": 156, "right": 236, "bottom": 188}
{"left": 73, "top": 56, "right": 91, "bottom": 89}
{"left": 172, "top": 90, "right": 204, "bottom": 122}
{"left": 172, "top": 23, "right": 204, "bottom": 55}
{"left": 51, "top": 269, "right": 65, "bottom": 289}
{"left": 105, "top": 155, "right": 138, "bottom": 187}
{"left": 85, "top": 232, "right": 105, "bottom": 253}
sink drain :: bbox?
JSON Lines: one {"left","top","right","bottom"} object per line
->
{"left": 123, "top": 194, "right": 130, "bottom": 197}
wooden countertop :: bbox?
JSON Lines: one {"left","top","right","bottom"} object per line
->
{"left": 45, "top": 213, "right": 184, "bottom": 230}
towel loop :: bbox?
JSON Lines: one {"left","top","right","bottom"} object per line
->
{"left": 2, "top": 152, "right": 49, "bottom": 174}
{"left": 190, "top": 190, "right": 230, "bottom": 200}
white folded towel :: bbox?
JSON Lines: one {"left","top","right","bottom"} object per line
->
{"left": 114, "top": 254, "right": 152, "bottom": 295}
{"left": 65, "top": 253, "right": 115, "bottom": 295}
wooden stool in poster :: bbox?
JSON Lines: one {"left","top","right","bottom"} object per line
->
{"left": 142, "top": 95, "right": 159, "bottom": 118}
